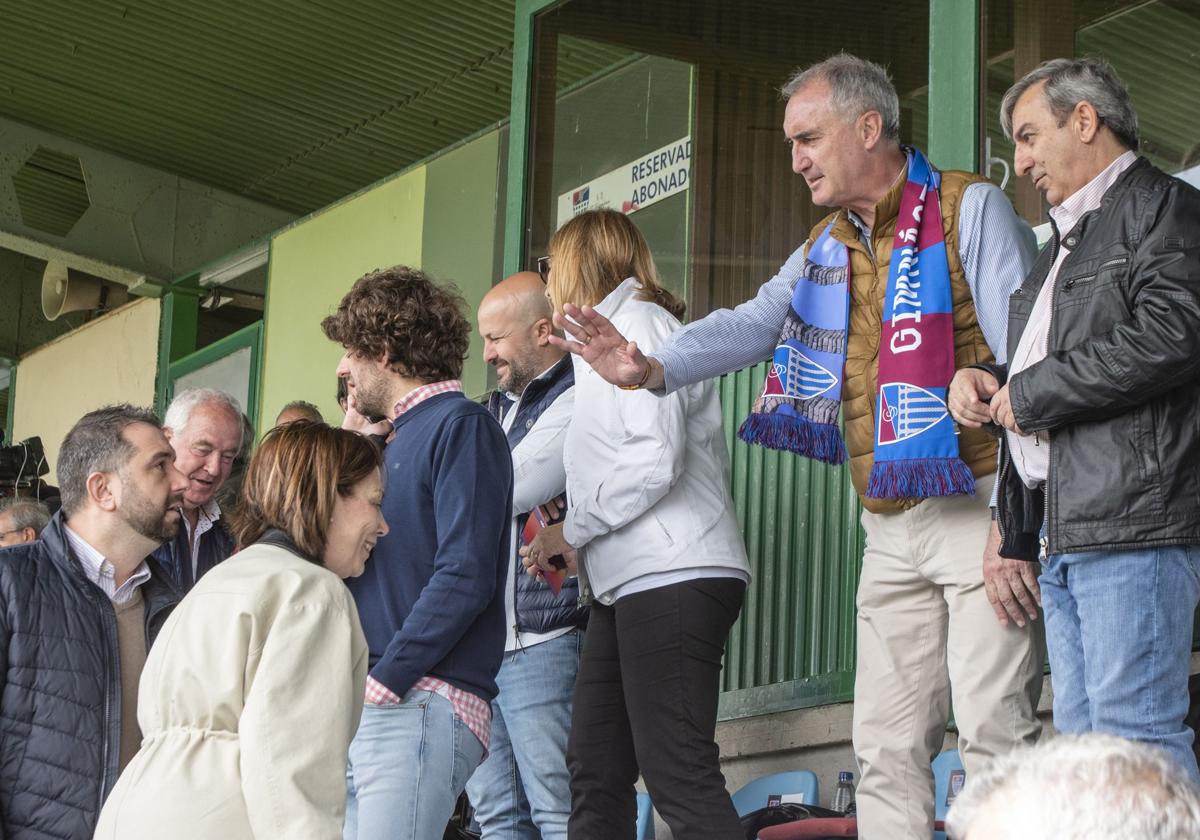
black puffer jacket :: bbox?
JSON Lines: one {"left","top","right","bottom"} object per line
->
{"left": 0, "top": 513, "right": 178, "bottom": 839}
{"left": 983, "top": 157, "right": 1200, "bottom": 560}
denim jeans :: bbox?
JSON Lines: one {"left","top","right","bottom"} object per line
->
{"left": 344, "top": 688, "right": 486, "bottom": 840}
{"left": 465, "top": 629, "right": 583, "bottom": 840}
{"left": 1040, "top": 545, "right": 1200, "bottom": 784}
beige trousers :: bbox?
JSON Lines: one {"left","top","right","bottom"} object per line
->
{"left": 852, "top": 474, "right": 1044, "bottom": 839}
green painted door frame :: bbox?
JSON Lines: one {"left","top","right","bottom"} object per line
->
{"left": 928, "top": 0, "right": 981, "bottom": 172}
{"left": 502, "top": 0, "right": 565, "bottom": 277}
{"left": 165, "top": 321, "right": 265, "bottom": 431}
{"left": 2, "top": 358, "right": 14, "bottom": 444}
{"left": 501, "top": 1, "right": 983, "bottom": 716}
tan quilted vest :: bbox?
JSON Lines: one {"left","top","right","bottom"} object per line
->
{"left": 806, "top": 169, "right": 998, "bottom": 514}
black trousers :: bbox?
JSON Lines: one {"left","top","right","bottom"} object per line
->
{"left": 567, "top": 576, "right": 746, "bottom": 840}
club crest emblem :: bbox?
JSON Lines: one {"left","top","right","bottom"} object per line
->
{"left": 878, "top": 382, "right": 949, "bottom": 444}
{"left": 763, "top": 345, "right": 837, "bottom": 400}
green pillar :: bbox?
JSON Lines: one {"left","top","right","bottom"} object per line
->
{"left": 927, "top": 0, "right": 981, "bottom": 172}
{"left": 503, "top": 0, "right": 562, "bottom": 277}
{"left": 154, "top": 289, "right": 199, "bottom": 414}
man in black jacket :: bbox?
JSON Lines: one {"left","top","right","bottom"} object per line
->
{"left": 465, "top": 271, "right": 586, "bottom": 840}
{"left": 949, "top": 58, "right": 1200, "bottom": 782}
{"left": 0, "top": 405, "right": 185, "bottom": 839}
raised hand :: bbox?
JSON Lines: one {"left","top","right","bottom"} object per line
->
{"left": 548, "top": 304, "right": 655, "bottom": 388}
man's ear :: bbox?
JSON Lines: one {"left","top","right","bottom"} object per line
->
{"left": 86, "top": 471, "right": 119, "bottom": 512}
{"left": 533, "top": 317, "right": 554, "bottom": 345}
{"left": 162, "top": 426, "right": 173, "bottom": 442}
{"left": 20, "top": 527, "right": 36, "bottom": 543}
{"left": 1073, "top": 100, "right": 1101, "bottom": 143}
{"left": 859, "top": 110, "right": 884, "bottom": 151}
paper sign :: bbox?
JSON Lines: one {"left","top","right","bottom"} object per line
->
{"left": 557, "top": 136, "right": 692, "bottom": 224}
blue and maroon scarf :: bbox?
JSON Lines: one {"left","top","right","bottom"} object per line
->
{"left": 738, "top": 147, "right": 975, "bottom": 499}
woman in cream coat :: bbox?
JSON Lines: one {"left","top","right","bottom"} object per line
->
{"left": 95, "top": 421, "right": 386, "bottom": 840}
{"left": 524, "top": 209, "right": 751, "bottom": 840}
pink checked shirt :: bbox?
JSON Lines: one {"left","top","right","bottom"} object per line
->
{"left": 362, "top": 379, "right": 493, "bottom": 753}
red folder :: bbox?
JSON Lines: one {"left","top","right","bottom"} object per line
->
{"left": 521, "top": 505, "right": 567, "bottom": 595}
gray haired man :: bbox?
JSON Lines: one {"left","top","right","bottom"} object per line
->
{"left": 153, "top": 388, "right": 244, "bottom": 592}
{"left": 950, "top": 58, "right": 1200, "bottom": 783}
{"left": 553, "top": 52, "right": 1044, "bottom": 838}
{"left": 946, "top": 734, "right": 1200, "bottom": 840}
{"left": 0, "top": 497, "right": 51, "bottom": 547}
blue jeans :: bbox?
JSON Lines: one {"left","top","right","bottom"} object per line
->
{"left": 1040, "top": 545, "right": 1200, "bottom": 783}
{"left": 465, "top": 630, "right": 582, "bottom": 840}
{"left": 344, "top": 688, "right": 486, "bottom": 840}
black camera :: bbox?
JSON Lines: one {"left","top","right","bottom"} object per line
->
{"left": 0, "top": 436, "right": 49, "bottom": 484}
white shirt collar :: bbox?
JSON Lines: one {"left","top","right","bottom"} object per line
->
{"left": 1049, "top": 150, "right": 1137, "bottom": 241}
{"left": 63, "top": 524, "right": 151, "bottom": 605}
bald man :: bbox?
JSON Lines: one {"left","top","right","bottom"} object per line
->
{"left": 465, "top": 272, "right": 586, "bottom": 840}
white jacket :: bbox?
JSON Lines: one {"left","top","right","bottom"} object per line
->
{"left": 563, "top": 278, "right": 750, "bottom": 603}
{"left": 93, "top": 542, "right": 368, "bottom": 840}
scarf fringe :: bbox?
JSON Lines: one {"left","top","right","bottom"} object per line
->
{"left": 865, "top": 457, "right": 975, "bottom": 499}
{"left": 738, "top": 413, "right": 848, "bottom": 465}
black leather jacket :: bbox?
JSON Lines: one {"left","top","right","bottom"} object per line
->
{"left": 984, "top": 157, "right": 1200, "bottom": 560}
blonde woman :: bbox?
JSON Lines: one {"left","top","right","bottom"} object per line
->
{"left": 95, "top": 421, "right": 385, "bottom": 840}
{"left": 523, "top": 209, "right": 750, "bottom": 840}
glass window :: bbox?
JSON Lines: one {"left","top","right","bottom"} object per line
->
{"left": 526, "top": 0, "right": 931, "bottom": 318}
{"left": 983, "top": 0, "right": 1200, "bottom": 228}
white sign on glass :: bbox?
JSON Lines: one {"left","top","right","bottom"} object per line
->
{"left": 557, "top": 136, "right": 692, "bottom": 224}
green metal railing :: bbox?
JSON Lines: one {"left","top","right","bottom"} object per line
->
{"left": 716, "top": 363, "right": 865, "bottom": 719}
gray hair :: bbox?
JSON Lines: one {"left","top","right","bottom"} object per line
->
{"left": 781, "top": 53, "right": 900, "bottom": 142}
{"left": 276, "top": 400, "right": 323, "bottom": 423}
{"left": 57, "top": 404, "right": 163, "bottom": 516}
{"left": 1001, "top": 57, "right": 1139, "bottom": 150}
{"left": 0, "top": 497, "right": 51, "bottom": 536}
{"left": 946, "top": 733, "right": 1200, "bottom": 840}
{"left": 163, "top": 388, "right": 244, "bottom": 444}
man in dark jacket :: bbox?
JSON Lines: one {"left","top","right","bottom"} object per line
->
{"left": 465, "top": 271, "right": 586, "bottom": 840}
{"left": 949, "top": 58, "right": 1200, "bottom": 782}
{"left": 154, "top": 388, "right": 243, "bottom": 592}
{"left": 0, "top": 405, "right": 185, "bottom": 839}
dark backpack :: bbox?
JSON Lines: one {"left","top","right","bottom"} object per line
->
{"left": 740, "top": 802, "right": 851, "bottom": 839}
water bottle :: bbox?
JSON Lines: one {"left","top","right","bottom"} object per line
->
{"left": 831, "top": 771, "right": 855, "bottom": 814}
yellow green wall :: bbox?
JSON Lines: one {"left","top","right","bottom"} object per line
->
{"left": 259, "top": 129, "right": 505, "bottom": 435}
{"left": 260, "top": 167, "right": 427, "bottom": 432}
{"left": 12, "top": 297, "right": 160, "bottom": 476}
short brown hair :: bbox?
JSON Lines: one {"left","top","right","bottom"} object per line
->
{"left": 547, "top": 209, "right": 685, "bottom": 319}
{"left": 57, "top": 404, "right": 163, "bottom": 516}
{"left": 321, "top": 265, "right": 471, "bottom": 383}
{"left": 232, "top": 421, "right": 382, "bottom": 561}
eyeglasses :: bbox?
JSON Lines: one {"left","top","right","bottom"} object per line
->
{"left": 536, "top": 255, "right": 551, "bottom": 284}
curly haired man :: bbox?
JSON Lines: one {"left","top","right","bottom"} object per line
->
{"left": 323, "top": 266, "right": 514, "bottom": 840}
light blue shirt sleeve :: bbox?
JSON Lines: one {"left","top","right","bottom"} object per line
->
{"left": 956, "top": 181, "right": 1038, "bottom": 366}
{"left": 954, "top": 181, "right": 1038, "bottom": 510}
{"left": 650, "top": 242, "right": 807, "bottom": 394}
{"left": 651, "top": 181, "right": 1035, "bottom": 398}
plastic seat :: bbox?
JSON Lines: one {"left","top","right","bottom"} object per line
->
{"left": 932, "top": 749, "right": 965, "bottom": 840}
{"left": 636, "top": 790, "right": 656, "bottom": 839}
{"left": 731, "top": 771, "right": 821, "bottom": 817}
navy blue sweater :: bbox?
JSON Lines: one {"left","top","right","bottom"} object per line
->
{"left": 348, "top": 391, "right": 513, "bottom": 702}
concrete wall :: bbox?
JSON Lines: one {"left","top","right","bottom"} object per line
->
{"left": 11, "top": 296, "right": 159, "bottom": 476}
